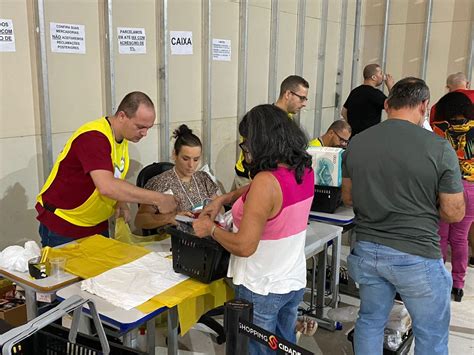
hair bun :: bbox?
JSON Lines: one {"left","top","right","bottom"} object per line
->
{"left": 173, "top": 124, "right": 192, "bottom": 139}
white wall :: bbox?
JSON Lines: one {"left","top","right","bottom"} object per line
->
{"left": 0, "top": 0, "right": 472, "bottom": 248}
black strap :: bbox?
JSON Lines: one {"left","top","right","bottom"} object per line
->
{"left": 43, "top": 202, "right": 57, "bottom": 213}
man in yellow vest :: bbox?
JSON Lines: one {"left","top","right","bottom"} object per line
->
{"left": 233, "top": 75, "right": 309, "bottom": 188}
{"left": 308, "top": 120, "right": 352, "bottom": 148}
{"left": 36, "top": 91, "right": 176, "bottom": 247}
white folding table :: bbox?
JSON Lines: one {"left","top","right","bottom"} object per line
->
{"left": 304, "top": 221, "right": 343, "bottom": 331}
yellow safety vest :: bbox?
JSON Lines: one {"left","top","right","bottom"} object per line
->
{"left": 308, "top": 138, "right": 323, "bottom": 147}
{"left": 37, "top": 117, "right": 129, "bottom": 227}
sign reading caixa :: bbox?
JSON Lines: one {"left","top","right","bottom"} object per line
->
{"left": 239, "top": 319, "right": 314, "bottom": 355}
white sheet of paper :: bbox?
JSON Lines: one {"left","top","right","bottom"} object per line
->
{"left": 0, "top": 19, "right": 16, "bottom": 52}
{"left": 50, "top": 22, "right": 85, "bottom": 54}
{"left": 117, "top": 27, "right": 146, "bottom": 54}
{"left": 170, "top": 31, "right": 193, "bottom": 55}
{"left": 212, "top": 38, "right": 231, "bottom": 61}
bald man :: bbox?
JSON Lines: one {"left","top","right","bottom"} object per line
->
{"left": 430, "top": 72, "right": 474, "bottom": 124}
{"left": 341, "top": 64, "right": 394, "bottom": 136}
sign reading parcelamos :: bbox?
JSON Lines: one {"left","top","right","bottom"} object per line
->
{"left": 50, "top": 22, "right": 85, "bottom": 54}
{"left": 117, "top": 27, "right": 146, "bottom": 54}
{"left": 170, "top": 31, "right": 192, "bottom": 55}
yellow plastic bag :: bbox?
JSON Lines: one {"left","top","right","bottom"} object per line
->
{"left": 47, "top": 235, "right": 150, "bottom": 278}
{"left": 114, "top": 218, "right": 170, "bottom": 246}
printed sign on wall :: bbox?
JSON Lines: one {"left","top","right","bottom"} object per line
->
{"left": 117, "top": 27, "right": 146, "bottom": 54}
{"left": 170, "top": 31, "right": 193, "bottom": 55}
{"left": 212, "top": 39, "right": 231, "bottom": 61}
{"left": 50, "top": 22, "right": 85, "bottom": 54}
{"left": 0, "top": 19, "right": 15, "bottom": 52}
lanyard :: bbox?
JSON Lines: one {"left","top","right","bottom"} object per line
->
{"left": 173, "top": 167, "right": 203, "bottom": 209}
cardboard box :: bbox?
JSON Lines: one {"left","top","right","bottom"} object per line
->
{"left": 307, "top": 146, "right": 343, "bottom": 187}
{"left": 0, "top": 300, "right": 27, "bottom": 327}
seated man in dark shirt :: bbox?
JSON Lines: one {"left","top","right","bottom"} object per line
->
{"left": 341, "top": 63, "right": 394, "bottom": 136}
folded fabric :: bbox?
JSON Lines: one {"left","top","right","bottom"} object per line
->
{"left": 81, "top": 252, "right": 189, "bottom": 310}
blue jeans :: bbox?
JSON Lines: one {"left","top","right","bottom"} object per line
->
{"left": 234, "top": 284, "right": 304, "bottom": 355}
{"left": 39, "top": 223, "right": 109, "bottom": 247}
{"left": 348, "top": 241, "right": 452, "bottom": 355}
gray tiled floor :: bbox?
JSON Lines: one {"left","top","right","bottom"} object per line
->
{"left": 151, "top": 250, "right": 474, "bottom": 354}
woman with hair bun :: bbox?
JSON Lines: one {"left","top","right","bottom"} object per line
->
{"left": 135, "top": 124, "right": 220, "bottom": 230}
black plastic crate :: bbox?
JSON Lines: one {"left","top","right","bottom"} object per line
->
{"left": 311, "top": 185, "right": 342, "bottom": 213}
{"left": 347, "top": 328, "right": 414, "bottom": 355}
{"left": 167, "top": 226, "right": 230, "bottom": 284}
{"left": 1, "top": 323, "right": 145, "bottom": 355}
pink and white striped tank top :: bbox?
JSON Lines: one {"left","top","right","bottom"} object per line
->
{"left": 229, "top": 166, "right": 314, "bottom": 295}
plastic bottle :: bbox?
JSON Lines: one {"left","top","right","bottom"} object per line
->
{"left": 137, "top": 327, "right": 147, "bottom": 352}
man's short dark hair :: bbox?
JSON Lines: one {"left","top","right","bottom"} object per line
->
{"left": 327, "top": 120, "right": 352, "bottom": 134}
{"left": 279, "top": 75, "right": 309, "bottom": 98}
{"left": 386, "top": 77, "right": 430, "bottom": 110}
{"left": 115, "top": 91, "right": 154, "bottom": 118}
{"left": 363, "top": 64, "right": 381, "bottom": 80}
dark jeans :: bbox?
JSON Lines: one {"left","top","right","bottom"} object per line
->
{"left": 39, "top": 223, "right": 109, "bottom": 247}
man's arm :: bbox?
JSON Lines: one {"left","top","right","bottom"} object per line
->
{"left": 135, "top": 203, "right": 176, "bottom": 229}
{"left": 341, "top": 107, "right": 348, "bottom": 121}
{"left": 438, "top": 192, "right": 465, "bottom": 223}
{"left": 384, "top": 73, "right": 394, "bottom": 91}
{"left": 90, "top": 169, "right": 176, "bottom": 213}
{"left": 341, "top": 177, "right": 353, "bottom": 206}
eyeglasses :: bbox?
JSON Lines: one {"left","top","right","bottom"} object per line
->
{"left": 290, "top": 91, "right": 308, "bottom": 102}
{"left": 333, "top": 131, "right": 350, "bottom": 145}
{"left": 239, "top": 142, "right": 250, "bottom": 154}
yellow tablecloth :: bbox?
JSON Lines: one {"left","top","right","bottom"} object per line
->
{"left": 48, "top": 222, "right": 233, "bottom": 334}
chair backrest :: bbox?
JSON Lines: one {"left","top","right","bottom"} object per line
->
{"left": 136, "top": 162, "right": 174, "bottom": 236}
{"left": 136, "top": 162, "right": 174, "bottom": 188}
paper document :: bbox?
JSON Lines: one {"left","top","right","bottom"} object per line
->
{"left": 175, "top": 215, "right": 195, "bottom": 224}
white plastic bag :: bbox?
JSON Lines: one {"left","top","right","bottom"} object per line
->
{"left": 0, "top": 241, "right": 41, "bottom": 272}
{"left": 327, "top": 306, "right": 359, "bottom": 322}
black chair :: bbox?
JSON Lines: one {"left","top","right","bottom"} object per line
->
{"left": 136, "top": 162, "right": 175, "bottom": 190}
{"left": 135, "top": 162, "right": 226, "bottom": 344}
{"left": 136, "top": 162, "right": 175, "bottom": 236}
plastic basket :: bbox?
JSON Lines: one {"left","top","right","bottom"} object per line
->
{"left": 310, "top": 185, "right": 342, "bottom": 213}
{"left": 347, "top": 328, "right": 414, "bottom": 355}
{"left": 1, "top": 323, "right": 145, "bottom": 355}
{"left": 167, "top": 226, "right": 230, "bottom": 284}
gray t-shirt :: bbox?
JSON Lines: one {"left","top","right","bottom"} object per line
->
{"left": 342, "top": 119, "right": 463, "bottom": 259}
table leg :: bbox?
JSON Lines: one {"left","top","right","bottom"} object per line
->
{"left": 25, "top": 288, "right": 37, "bottom": 321}
{"left": 123, "top": 331, "right": 133, "bottom": 347}
{"left": 309, "top": 255, "right": 317, "bottom": 312}
{"left": 315, "top": 244, "right": 327, "bottom": 320}
{"left": 167, "top": 306, "right": 178, "bottom": 355}
{"left": 147, "top": 318, "right": 156, "bottom": 355}
{"left": 329, "top": 232, "right": 341, "bottom": 308}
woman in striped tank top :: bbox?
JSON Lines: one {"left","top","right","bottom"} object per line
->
{"left": 194, "top": 104, "right": 314, "bottom": 354}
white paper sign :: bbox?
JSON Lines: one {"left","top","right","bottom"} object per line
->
{"left": 117, "top": 27, "right": 146, "bottom": 54}
{"left": 0, "top": 19, "right": 15, "bottom": 52}
{"left": 50, "top": 22, "right": 85, "bottom": 54}
{"left": 170, "top": 31, "right": 193, "bottom": 55}
{"left": 212, "top": 39, "right": 231, "bottom": 61}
